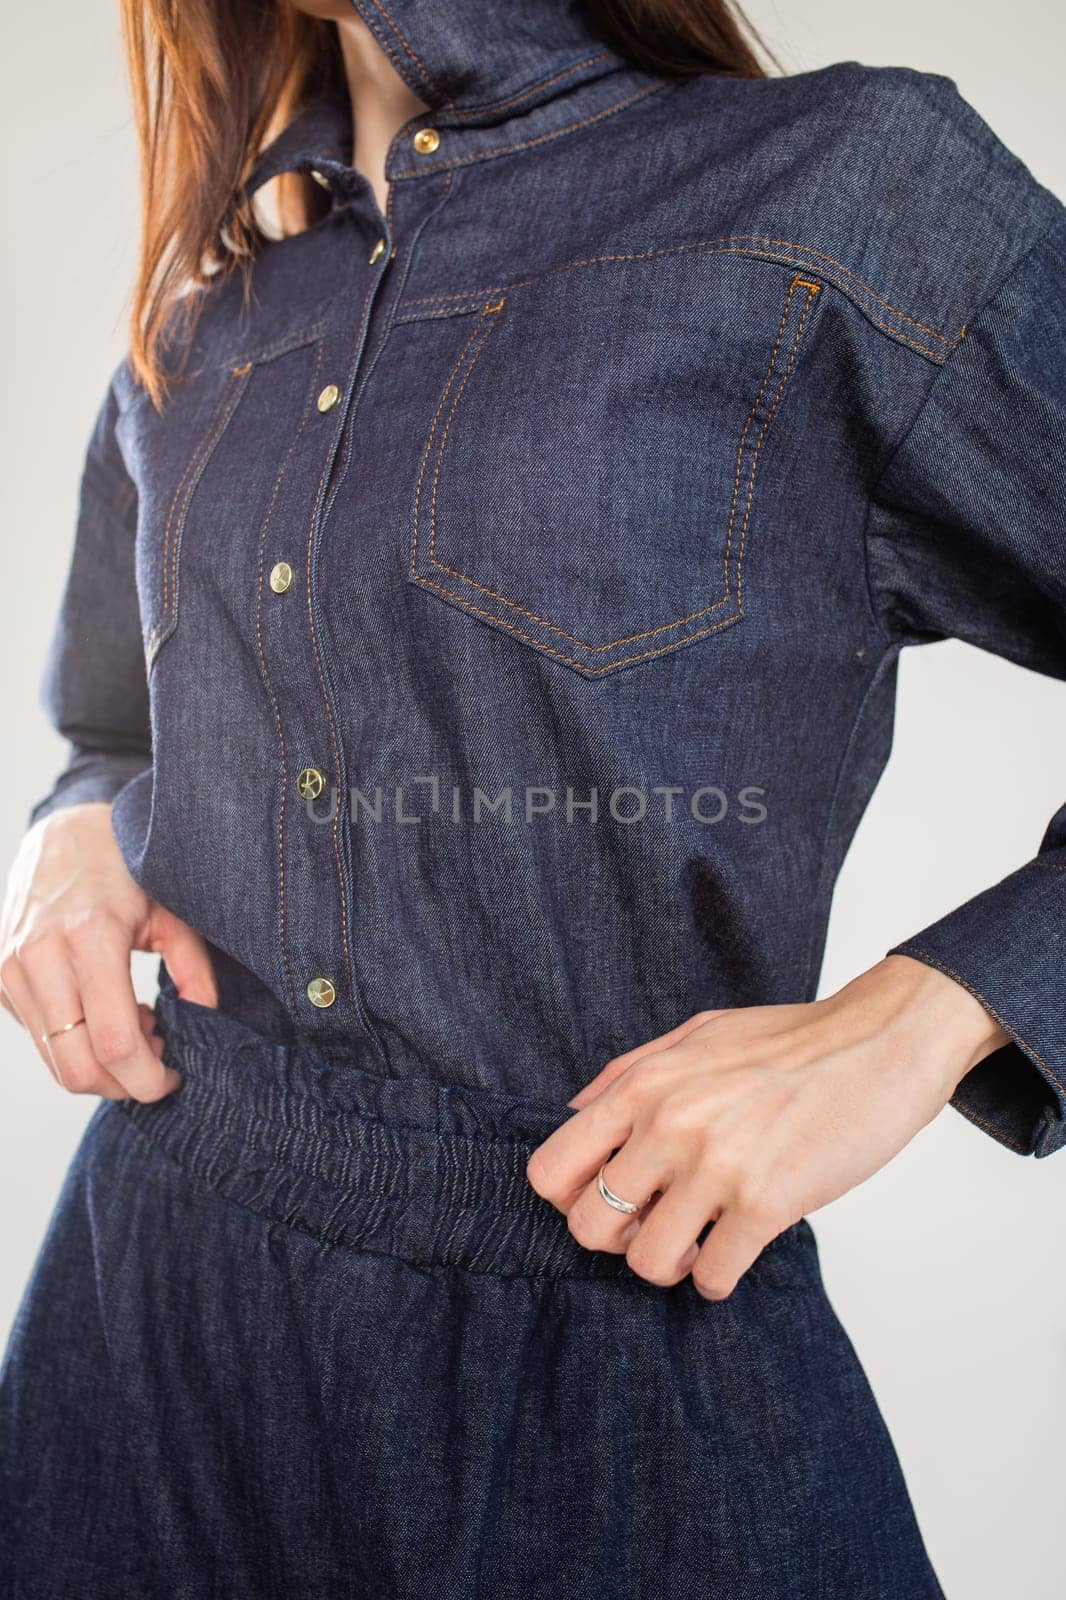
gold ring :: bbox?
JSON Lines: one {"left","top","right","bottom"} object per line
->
{"left": 41, "top": 1016, "right": 87, "bottom": 1043}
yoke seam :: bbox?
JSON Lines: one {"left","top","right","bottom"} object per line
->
{"left": 395, "top": 236, "right": 959, "bottom": 359}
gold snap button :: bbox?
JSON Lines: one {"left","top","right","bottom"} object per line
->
{"left": 269, "top": 561, "right": 294, "bottom": 594}
{"left": 296, "top": 767, "right": 326, "bottom": 801}
{"left": 306, "top": 976, "right": 337, "bottom": 1009}
{"left": 309, "top": 168, "right": 332, "bottom": 190}
{"left": 317, "top": 383, "right": 341, "bottom": 413}
{"left": 369, "top": 236, "right": 387, "bottom": 265}
{"left": 412, "top": 128, "right": 440, "bottom": 155}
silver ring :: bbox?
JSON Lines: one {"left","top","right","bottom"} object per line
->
{"left": 597, "top": 1160, "right": 644, "bottom": 1216}
{"left": 41, "top": 1016, "right": 87, "bottom": 1044}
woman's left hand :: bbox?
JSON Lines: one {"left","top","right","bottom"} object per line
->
{"left": 525, "top": 954, "right": 1008, "bottom": 1299}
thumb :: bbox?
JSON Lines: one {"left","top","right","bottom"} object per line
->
{"left": 150, "top": 906, "right": 219, "bottom": 1008}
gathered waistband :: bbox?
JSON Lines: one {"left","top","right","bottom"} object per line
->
{"left": 120, "top": 991, "right": 812, "bottom": 1282}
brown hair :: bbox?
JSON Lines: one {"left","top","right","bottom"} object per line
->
{"left": 583, "top": 0, "right": 771, "bottom": 82}
{"left": 121, "top": 1, "right": 771, "bottom": 407}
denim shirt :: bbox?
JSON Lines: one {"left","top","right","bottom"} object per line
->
{"left": 28, "top": 1, "right": 1066, "bottom": 1156}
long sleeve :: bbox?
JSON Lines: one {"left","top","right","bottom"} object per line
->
{"left": 27, "top": 364, "right": 152, "bottom": 829}
{"left": 866, "top": 214, "right": 1066, "bottom": 1157}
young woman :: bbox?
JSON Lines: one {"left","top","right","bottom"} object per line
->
{"left": 2, "top": 1, "right": 1063, "bottom": 1594}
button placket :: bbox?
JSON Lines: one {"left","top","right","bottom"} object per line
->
{"left": 261, "top": 174, "right": 447, "bottom": 1029}
{"left": 254, "top": 319, "right": 369, "bottom": 1025}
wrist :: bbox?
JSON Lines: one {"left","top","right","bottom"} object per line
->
{"left": 878, "top": 953, "right": 1010, "bottom": 1090}
{"left": 830, "top": 954, "right": 1010, "bottom": 1098}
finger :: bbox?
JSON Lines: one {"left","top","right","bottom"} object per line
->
{"left": 153, "top": 909, "right": 217, "bottom": 1008}
{"left": 48, "top": 1023, "right": 134, "bottom": 1100}
{"left": 49, "top": 992, "right": 166, "bottom": 1094}
{"left": 68, "top": 921, "right": 181, "bottom": 1102}
{"left": 526, "top": 1089, "right": 637, "bottom": 1209}
{"left": 566, "top": 1057, "right": 640, "bottom": 1110}
{"left": 0, "top": 963, "right": 33, "bottom": 1027}
{"left": 621, "top": 1177, "right": 722, "bottom": 1287}
{"left": 136, "top": 1001, "right": 166, "bottom": 1056}
{"left": 19, "top": 939, "right": 132, "bottom": 1098}
{"left": 5, "top": 966, "right": 161, "bottom": 1087}
{"left": 565, "top": 1142, "right": 667, "bottom": 1252}
{"left": 0, "top": 958, "right": 63, "bottom": 1083}
{"left": 688, "top": 1203, "right": 780, "bottom": 1301}
{"left": 567, "top": 1010, "right": 724, "bottom": 1110}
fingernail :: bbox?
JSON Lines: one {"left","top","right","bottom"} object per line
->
{"left": 680, "top": 1243, "right": 700, "bottom": 1268}
{"left": 620, "top": 1220, "right": 640, "bottom": 1244}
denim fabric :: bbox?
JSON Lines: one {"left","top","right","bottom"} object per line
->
{"left": 24, "top": 7, "right": 1066, "bottom": 1159}
{"left": 1, "top": 990, "right": 946, "bottom": 1598}
{"left": 22, "top": 2, "right": 1066, "bottom": 1155}
{"left": 7, "top": 2, "right": 1066, "bottom": 1587}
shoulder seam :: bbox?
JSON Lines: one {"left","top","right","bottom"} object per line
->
{"left": 861, "top": 214, "right": 1066, "bottom": 642}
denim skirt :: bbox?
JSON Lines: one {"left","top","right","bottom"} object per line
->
{"left": 1, "top": 991, "right": 945, "bottom": 1599}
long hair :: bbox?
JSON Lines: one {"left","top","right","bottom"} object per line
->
{"left": 583, "top": 0, "right": 770, "bottom": 82}
{"left": 120, "top": 1, "right": 772, "bottom": 407}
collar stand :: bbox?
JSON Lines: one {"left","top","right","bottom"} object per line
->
{"left": 230, "top": 4, "right": 660, "bottom": 215}
{"left": 347, "top": 0, "right": 625, "bottom": 122}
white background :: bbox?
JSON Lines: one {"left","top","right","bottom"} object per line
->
{"left": 2, "top": 4, "right": 1064, "bottom": 1596}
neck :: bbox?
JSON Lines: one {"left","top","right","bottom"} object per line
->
{"left": 335, "top": 11, "right": 429, "bottom": 214}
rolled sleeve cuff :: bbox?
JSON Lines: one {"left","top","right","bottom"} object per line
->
{"left": 888, "top": 860, "right": 1066, "bottom": 1159}
{"left": 27, "top": 750, "right": 151, "bottom": 831}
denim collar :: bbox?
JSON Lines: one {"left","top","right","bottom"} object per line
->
{"left": 237, "top": 1, "right": 668, "bottom": 203}
{"left": 348, "top": 0, "right": 626, "bottom": 120}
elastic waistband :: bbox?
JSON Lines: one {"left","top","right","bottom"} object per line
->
{"left": 122, "top": 992, "right": 810, "bottom": 1282}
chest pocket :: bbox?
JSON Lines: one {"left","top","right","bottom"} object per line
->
{"left": 410, "top": 256, "right": 822, "bottom": 677}
{"left": 115, "top": 322, "right": 325, "bottom": 674}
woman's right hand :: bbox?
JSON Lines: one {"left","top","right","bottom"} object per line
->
{"left": 0, "top": 801, "right": 217, "bottom": 1101}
